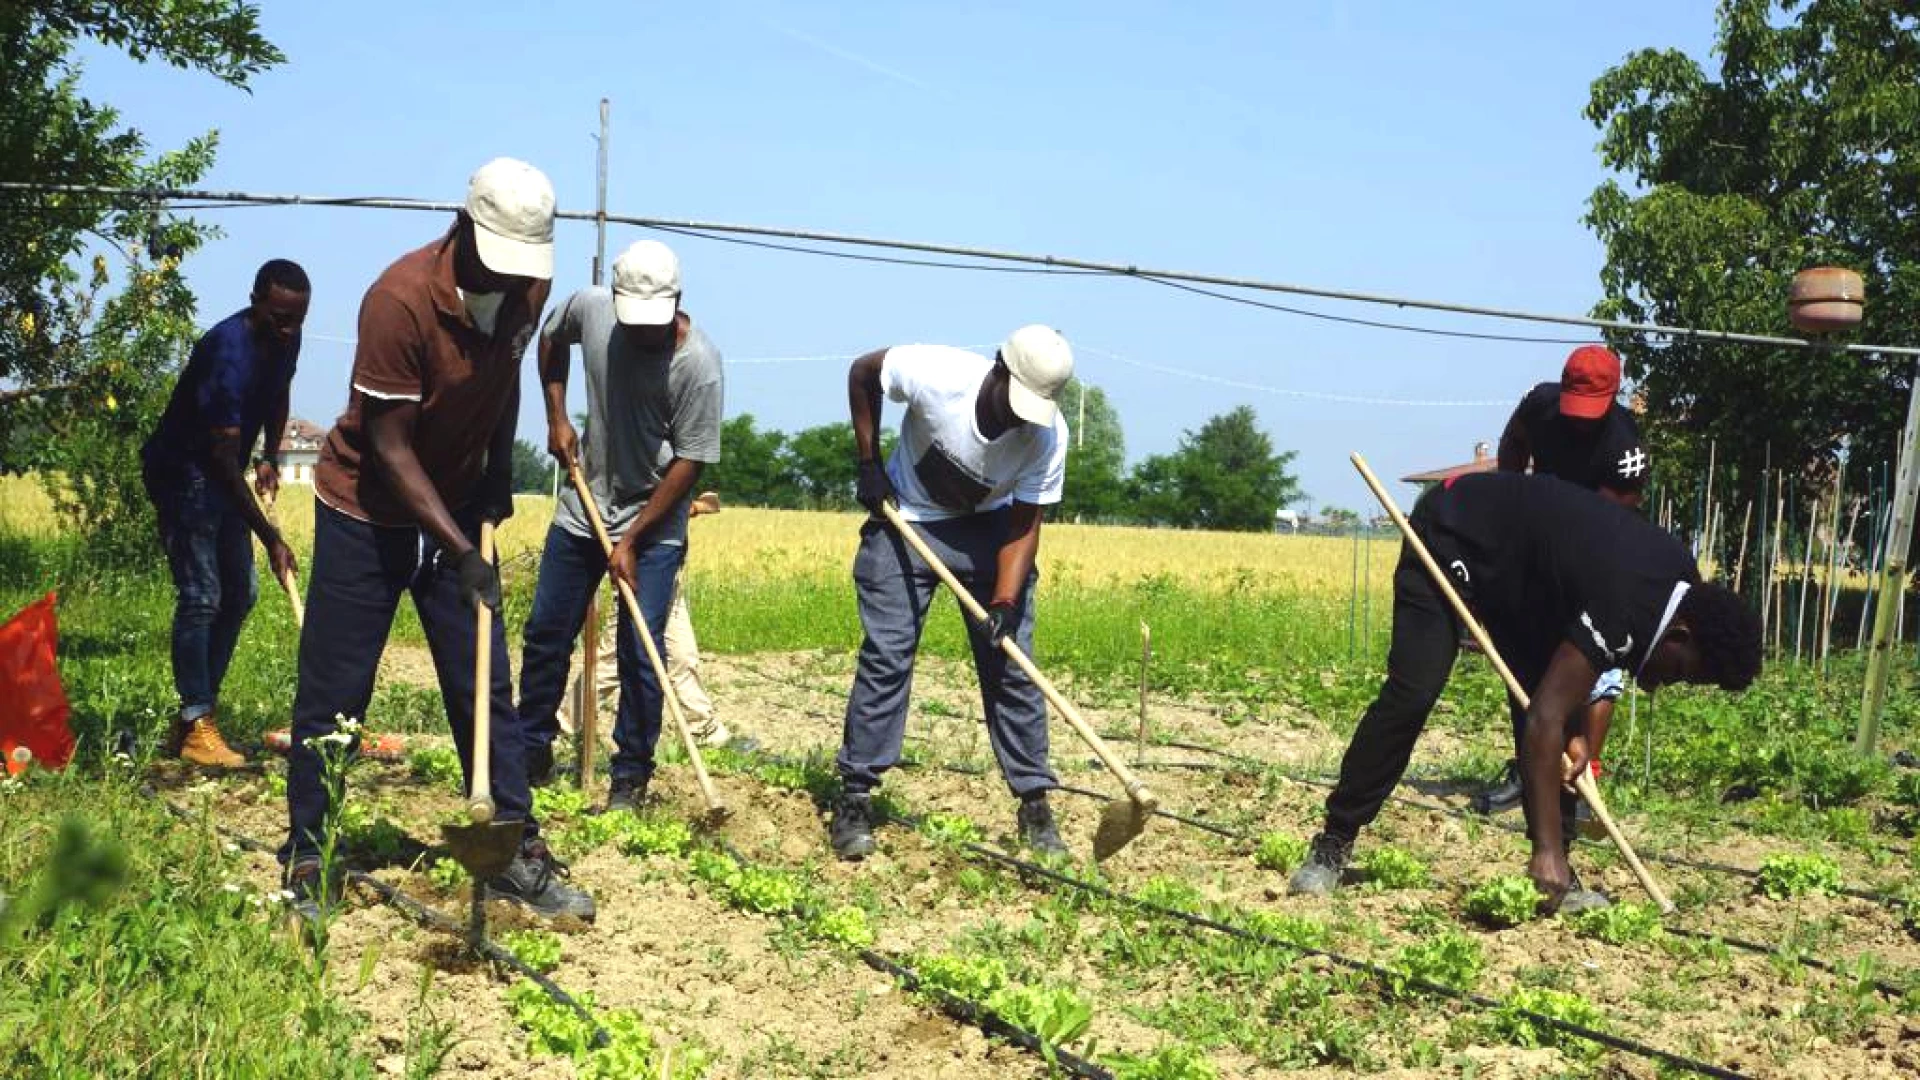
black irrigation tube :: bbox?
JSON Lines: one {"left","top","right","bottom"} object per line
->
{"left": 703, "top": 839, "right": 1115, "bottom": 1080}
{"left": 143, "top": 787, "right": 611, "bottom": 1049}
{"left": 712, "top": 745, "right": 1752, "bottom": 1080}
{"left": 924, "top": 823, "right": 1756, "bottom": 1080}
{"left": 1113, "top": 734, "right": 1913, "bottom": 908}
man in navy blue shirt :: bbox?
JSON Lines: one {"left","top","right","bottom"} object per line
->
{"left": 141, "top": 259, "right": 310, "bottom": 767}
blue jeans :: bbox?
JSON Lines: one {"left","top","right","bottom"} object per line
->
{"left": 517, "top": 524, "right": 685, "bottom": 783}
{"left": 280, "top": 500, "right": 536, "bottom": 866}
{"left": 838, "top": 510, "right": 1055, "bottom": 798}
{"left": 146, "top": 463, "right": 257, "bottom": 723}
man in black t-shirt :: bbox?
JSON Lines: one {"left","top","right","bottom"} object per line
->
{"left": 1473, "top": 345, "right": 1651, "bottom": 816}
{"left": 1288, "top": 473, "right": 1761, "bottom": 912}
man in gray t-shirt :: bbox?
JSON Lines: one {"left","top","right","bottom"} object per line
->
{"left": 516, "top": 240, "right": 723, "bottom": 804}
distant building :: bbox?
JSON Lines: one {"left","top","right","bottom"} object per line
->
{"left": 1401, "top": 440, "right": 1496, "bottom": 488}
{"left": 272, "top": 418, "right": 325, "bottom": 485}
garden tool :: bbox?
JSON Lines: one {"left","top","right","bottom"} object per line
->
{"left": 568, "top": 463, "right": 727, "bottom": 822}
{"left": 251, "top": 487, "right": 305, "bottom": 628}
{"left": 439, "top": 521, "right": 526, "bottom": 949}
{"left": 878, "top": 501, "right": 1158, "bottom": 860}
{"left": 1350, "top": 453, "right": 1674, "bottom": 913}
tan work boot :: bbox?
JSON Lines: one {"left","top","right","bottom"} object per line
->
{"left": 171, "top": 715, "right": 246, "bottom": 768}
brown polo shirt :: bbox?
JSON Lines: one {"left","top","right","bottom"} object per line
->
{"left": 315, "top": 227, "right": 548, "bottom": 526}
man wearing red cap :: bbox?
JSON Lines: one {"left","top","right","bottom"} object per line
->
{"left": 1472, "top": 344, "right": 1650, "bottom": 816}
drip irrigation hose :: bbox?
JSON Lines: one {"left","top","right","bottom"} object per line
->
{"left": 706, "top": 840, "right": 1115, "bottom": 1080}
{"left": 144, "top": 787, "right": 611, "bottom": 1049}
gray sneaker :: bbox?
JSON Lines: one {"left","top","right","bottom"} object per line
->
{"left": 1288, "top": 834, "right": 1352, "bottom": 896}
{"left": 830, "top": 793, "right": 876, "bottom": 861}
{"left": 489, "top": 841, "right": 596, "bottom": 922}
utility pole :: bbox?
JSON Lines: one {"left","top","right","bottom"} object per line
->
{"left": 577, "top": 98, "right": 612, "bottom": 789}
{"left": 1077, "top": 380, "right": 1085, "bottom": 448}
{"left": 592, "top": 97, "right": 610, "bottom": 287}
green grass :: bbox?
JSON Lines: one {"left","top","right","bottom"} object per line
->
{"left": 0, "top": 770, "right": 372, "bottom": 1077}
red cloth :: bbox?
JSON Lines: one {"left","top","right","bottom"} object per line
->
{"left": 0, "top": 593, "right": 75, "bottom": 774}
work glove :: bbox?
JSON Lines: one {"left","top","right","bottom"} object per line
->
{"left": 455, "top": 548, "right": 501, "bottom": 613}
{"left": 855, "top": 458, "right": 894, "bottom": 515}
{"left": 977, "top": 601, "right": 1016, "bottom": 648}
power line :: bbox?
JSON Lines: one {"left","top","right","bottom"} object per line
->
{"left": 3, "top": 181, "right": 1910, "bottom": 357}
{"left": 1078, "top": 345, "right": 1513, "bottom": 407}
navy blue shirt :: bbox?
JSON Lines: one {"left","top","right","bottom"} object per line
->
{"left": 143, "top": 310, "right": 298, "bottom": 477}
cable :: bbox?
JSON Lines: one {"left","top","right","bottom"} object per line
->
{"left": 643, "top": 222, "right": 1116, "bottom": 277}
{"left": 2, "top": 181, "right": 1911, "bottom": 358}
{"left": 1133, "top": 274, "right": 1603, "bottom": 345}
{"left": 1078, "top": 344, "right": 1517, "bottom": 407}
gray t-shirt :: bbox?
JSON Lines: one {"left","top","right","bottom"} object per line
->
{"left": 544, "top": 288, "right": 724, "bottom": 545}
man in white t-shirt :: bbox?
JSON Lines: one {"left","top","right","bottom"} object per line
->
{"left": 831, "top": 326, "right": 1074, "bottom": 861}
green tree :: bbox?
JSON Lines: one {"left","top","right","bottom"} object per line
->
{"left": 510, "top": 438, "right": 551, "bottom": 494}
{"left": 1055, "top": 377, "right": 1129, "bottom": 522}
{"left": 1585, "top": 0, "right": 1920, "bottom": 522}
{"left": 705, "top": 414, "right": 790, "bottom": 507}
{"left": 0, "top": 2, "right": 282, "bottom": 557}
{"left": 1125, "top": 405, "right": 1301, "bottom": 531}
{"left": 784, "top": 422, "right": 858, "bottom": 510}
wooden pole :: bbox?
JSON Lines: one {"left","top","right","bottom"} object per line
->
{"left": 1136, "top": 622, "right": 1151, "bottom": 766}
{"left": 1731, "top": 500, "right": 1754, "bottom": 594}
{"left": 1796, "top": 499, "right": 1820, "bottom": 666}
{"left": 1862, "top": 362, "right": 1920, "bottom": 755}
{"left": 1823, "top": 496, "right": 1860, "bottom": 668}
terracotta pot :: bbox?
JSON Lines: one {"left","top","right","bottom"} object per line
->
{"left": 1789, "top": 266, "right": 1864, "bottom": 333}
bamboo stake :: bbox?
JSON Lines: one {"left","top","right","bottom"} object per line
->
{"left": 1796, "top": 500, "right": 1820, "bottom": 665}
{"left": 1824, "top": 497, "right": 1861, "bottom": 668}
{"left": 1731, "top": 500, "right": 1754, "bottom": 594}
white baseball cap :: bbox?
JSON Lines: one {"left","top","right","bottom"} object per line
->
{"left": 1000, "top": 325, "right": 1074, "bottom": 425}
{"left": 612, "top": 240, "right": 680, "bottom": 326}
{"left": 466, "top": 158, "right": 555, "bottom": 280}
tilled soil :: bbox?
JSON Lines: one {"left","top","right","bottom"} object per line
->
{"left": 154, "top": 645, "right": 1920, "bottom": 1079}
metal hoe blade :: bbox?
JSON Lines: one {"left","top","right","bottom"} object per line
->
{"left": 440, "top": 819, "right": 524, "bottom": 948}
{"left": 1092, "top": 797, "right": 1150, "bottom": 862}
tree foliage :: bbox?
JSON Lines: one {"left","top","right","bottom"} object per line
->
{"left": 1055, "top": 377, "right": 1129, "bottom": 522}
{"left": 0, "top": 2, "right": 282, "bottom": 557}
{"left": 511, "top": 439, "right": 551, "bottom": 494}
{"left": 1585, "top": 0, "right": 1920, "bottom": 520}
{"left": 1125, "top": 406, "right": 1301, "bottom": 531}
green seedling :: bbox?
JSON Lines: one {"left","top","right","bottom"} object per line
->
{"left": 531, "top": 785, "right": 590, "bottom": 822}
{"left": 1570, "top": 901, "right": 1664, "bottom": 945}
{"left": 1756, "top": 852, "right": 1844, "bottom": 900}
{"left": 1390, "top": 930, "right": 1483, "bottom": 996}
{"left": 1106, "top": 1041, "right": 1219, "bottom": 1080}
{"left": 1238, "top": 909, "right": 1330, "bottom": 951}
{"left": 913, "top": 951, "right": 1009, "bottom": 1003}
{"left": 810, "top": 904, "right": 875, "bottom": 949}
{"left": 616, "top": 813, "right": 693, "bottom": 859}
{"left": 1492, "top": 986, "right": 1607, "bottom": 1062}
{"left": 507, "top": 980, "right": 598, "bottom": 1059}
{"left": 1464, "top": 875, "right": 1540, "bottom": 928}
{"left": 424, "top": 857, "right": 469, "bottom": 891}
{"left": 407, "top": 746, "right": 462, "bottom": 792}
{"left": 501, "top": 928, "right": 563, "bottom": 973}
{"left": 987, "top": 983, "right": 1092, "bottom": 1068}
{"left": 917, "top": 811, "right": 984, "bottom": 847}
{"left": 1253, "top": 832, "right": 1307, "bottom": 872}
{"left": 1357, "top": 845, "right": 1428, "bottom": 890}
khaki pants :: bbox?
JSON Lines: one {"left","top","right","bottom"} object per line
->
{"left": 565, "top": 569, "right": 723, "bottom": 745}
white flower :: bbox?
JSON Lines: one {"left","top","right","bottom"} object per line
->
{"left": 222, "top": 882, "right": 243, "bottom": 894}
{"left": 223, "top": 842, "right": 240, "bottom": 853}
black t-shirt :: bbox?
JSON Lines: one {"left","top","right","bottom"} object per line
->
{"left": 1412, "top": 472, "right": 1696, "bottom": 680}
{"left": 1509, "top": 382, "right": 1650, "bottom": 494}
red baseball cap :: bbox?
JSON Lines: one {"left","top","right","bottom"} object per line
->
{"left": 1559, "top": 345, "right": 1621, "bottom": 420}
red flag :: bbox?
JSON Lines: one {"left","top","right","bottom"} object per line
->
{"left": 0, "top": 592, "right": 75, "bottom": 774}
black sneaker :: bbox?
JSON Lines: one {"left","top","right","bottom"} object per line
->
{"left": 1288, "top": 833, "right": 1353, "bottom": 896}
{"left": 1470, "top": 759, "right": 1524, "bottom": 815}
{"left": 830, "top": 793, "right": 876, "bottom": 861}
{"left": 605, "top": 775, "right": 648, "bottom": 813}
{"left": 525, "top": 742, "right": 555, "bottom": 789}
{"left": 489, "top": 839, "right": 596, "bottom": 921}
{"left": 1016, "top": 793, "right": 1068, "bottom": 858}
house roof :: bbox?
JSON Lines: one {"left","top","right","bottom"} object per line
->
{"left": 1401, "top": 441, "right": 1497, "bottom": 484}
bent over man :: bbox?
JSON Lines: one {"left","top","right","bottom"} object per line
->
{"left": 831, "top": 326, "right": 1075, "bottom": 861}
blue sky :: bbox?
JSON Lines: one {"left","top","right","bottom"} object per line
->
{"left": 76, "top": 1, "right": 1717, "bottom": 513}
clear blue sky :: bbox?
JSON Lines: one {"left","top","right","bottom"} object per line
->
{"left": 77, "top": 0, "right": 1717, "bottom": 513}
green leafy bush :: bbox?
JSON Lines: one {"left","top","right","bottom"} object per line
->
{"left": 986, "top": 983, "right": 1093, "bottom": 1057}
{"left": 407, "top": 746, "right": 463, "bottom": 792}
{"left": 1756, "top": 853, "right": 1843, "bottom": 899}
{"left": 810, "top": 904, "right": 875, "bottom": 949}
{"left": 1107, "top": 1042, "right": 1219, "bottom": 1080}
{"left": 501, "top": 929, "right": 563, "bottom": 973}
{"left": 424, "top": 857, "right": 469, "bottom": 891}
{"left": 1390, "top": 931, "right": 1483, "bottom": 996}
{"left": 1464, "top": 876, "right": 1540, "bottom": 928}
{"left": 914, "top": 951, "right": 1009, "bottom": 1003}
{"left": 1239, "top": 909, "right": 1330, "bottom": 951}
{"left": 532, "top": 785, "right": 591, "bottom": 821}
{"left": 616, "top": 814, "right": 693, "bottom": 858}
{"left": 917, "top": 811, "right": 984, "bottom": 847}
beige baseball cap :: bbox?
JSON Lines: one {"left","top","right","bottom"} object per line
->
{"left": 466, "top": 158, "right": 555, "bottom": 280}
{"left": 612, "top": 240, "right": 680, "bottom": 325}
{"left": 1000, "top": 325, "right": 1074, "bottom": 425}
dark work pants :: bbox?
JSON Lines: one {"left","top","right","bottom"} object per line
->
{"left": 1322, "top": 527, "right": 1576, "bottom": 846}
{"left": 838, "top": 510, "right": 1055, "bottom": 798}
{"left": 280, "top": 500, "right": 535, "bottom": 866}
{"left": 146, "top": 462, "right": 257, "bottom": 724}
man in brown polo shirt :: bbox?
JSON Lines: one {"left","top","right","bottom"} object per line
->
{"left": 279, "top": 158, "right": 593, "bottom": 924}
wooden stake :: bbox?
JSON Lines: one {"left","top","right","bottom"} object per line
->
{"left": 1731, "top": 500, "right": 1754, "bottom": 594}
{"left": 1136, "top": 621, "right": 1152, "bottom": 766}
{"left": 576, "top": 592, "right": 600, "bottom": 788}
{"left": 1796, "top": 500, "right": 1820, "bottom": 666}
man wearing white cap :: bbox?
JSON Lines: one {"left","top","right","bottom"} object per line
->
{"left": 281, "top": 158, "right": 593, "bottom": 924}
{"left": 830, "top": 327, "right": 1075, "bottom": 861}
{"left": 517, "top": 240, "right": 724, "bottom": 811}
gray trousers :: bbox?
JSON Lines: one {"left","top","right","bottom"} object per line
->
{"left": 838, "top": 510, "right": 1056, "bottom": 799}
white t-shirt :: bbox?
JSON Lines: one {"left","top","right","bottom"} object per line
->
{"left": 881, "top": 344, "right": 1068, "bottom": 522}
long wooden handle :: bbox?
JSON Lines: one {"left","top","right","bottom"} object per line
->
{"left": 1350, "top": 454, "right": 1672, "bottom": 913}
{"left": 570, "top": 465, "right": 724, "bottom": 815}
{"left": 878, "top": 501, "right": 1158, "bottom": 810}
{"left": 469, "top": 522, "right": 496, "bottom": 822}
{"left": 251, "top": 488, "right": 305, "bottom": 630}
